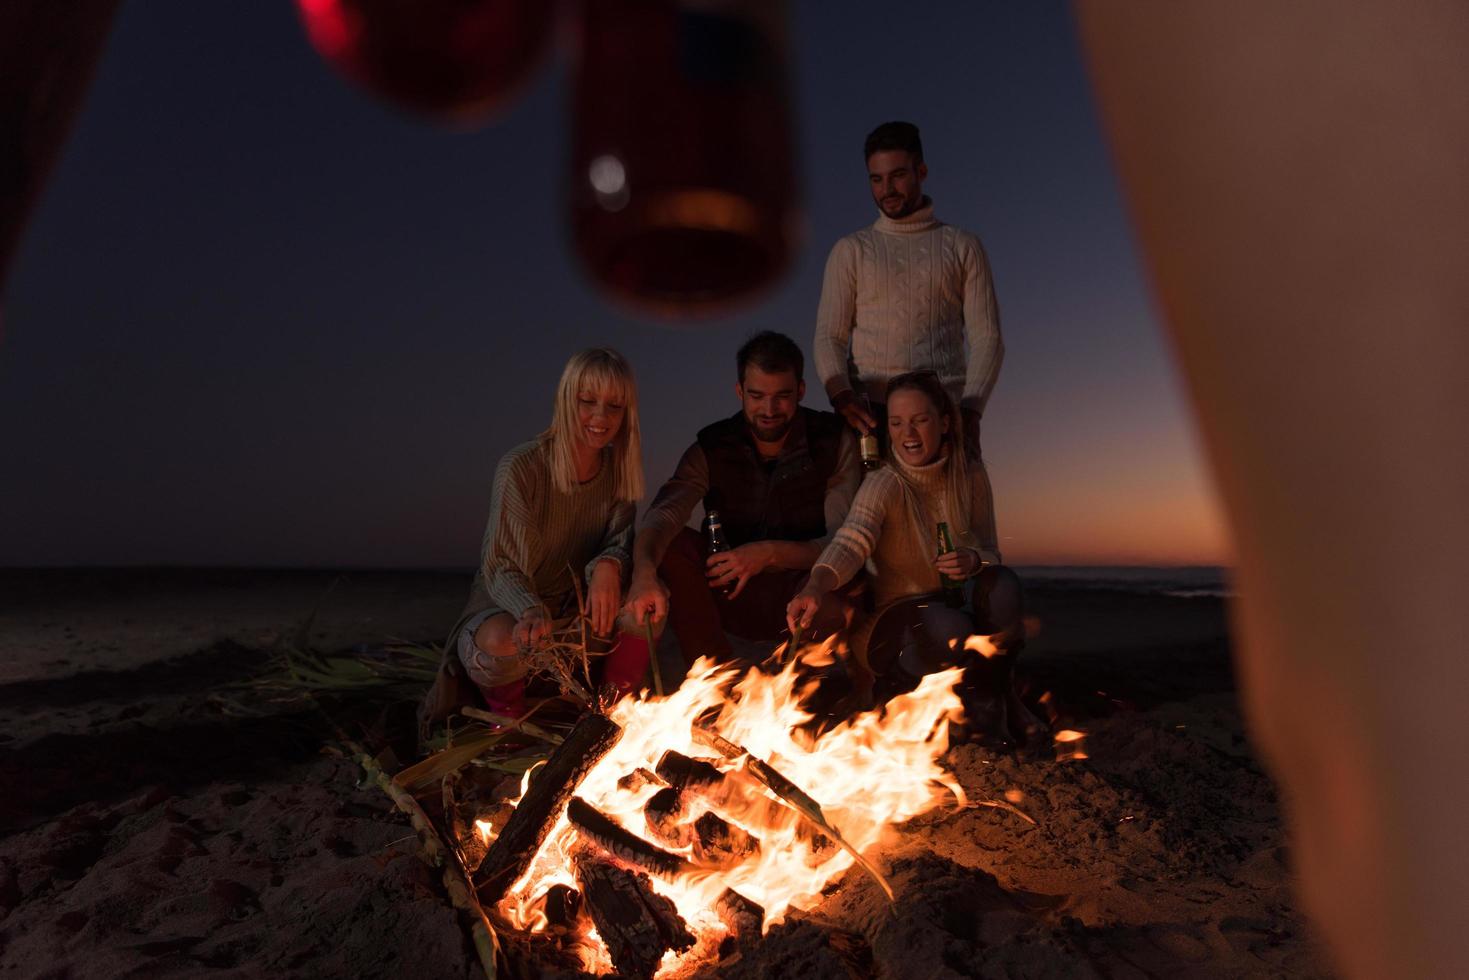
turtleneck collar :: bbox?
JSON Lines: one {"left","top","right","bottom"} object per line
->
{"left": 874, "top": 197, "right": 939, "bottom": 234}
{"left": 891, "top": 445, "right": 951, "bottom": 492}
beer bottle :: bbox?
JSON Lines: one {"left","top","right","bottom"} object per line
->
{"left": 859, "top": 394, "right": 881, "bottom": 471}
{"left": 936, "top": 521, "right": 965, "bottom": 608}
{"left": 705, "top": 509, "right": 735, "bottom": 596}
{"left": 705, "top": 510, "right": 732, "bottom": 555}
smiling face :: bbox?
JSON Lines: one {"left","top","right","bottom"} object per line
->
{"left": 887, "top": 387, "right": 948, "bottom": 466}
{"left": 737, "top": 365, "right": 804, "bottom": 445}
{"left": 867, "top": 149, "right": 927, "bottom": 219}
{"left": 574, "top": 385, "right": 626, "bottom": 454}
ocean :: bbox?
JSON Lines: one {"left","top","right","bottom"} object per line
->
{"left": 1014, "top": 565, "right": 1233, "bottom": 599}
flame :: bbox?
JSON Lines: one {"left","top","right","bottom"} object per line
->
{"left": 1053, "top": 728, "right": 1088, "bottom": 761}
{"left": 480, "top": 640, "right": 970, "bottom": 971}
{"left": 963, "top": 634, "right": 1001, "bottom": 659}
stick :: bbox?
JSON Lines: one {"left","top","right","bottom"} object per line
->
{"left": 460, "top": 706, "right": 566, "bottom": 745}
{"left": 644, "top": 620, "right": 664, "bottom": 697}
{"left": 568, "top": 567, "right": 596, "bottom": 696}
{"left": 351, "top": 743, "right": 500, "bottom": 979}
{"left": 691, "top": 724, "right": 896, "bottom": 904}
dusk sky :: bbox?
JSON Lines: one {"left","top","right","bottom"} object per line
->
{"left": 0, "top": 1, "right": 1228, "bottom": 569}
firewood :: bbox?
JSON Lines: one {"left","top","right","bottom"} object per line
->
{"left": 617, "top": 767, "right": 665, "bottom": 793}
{"left": 540, "top": 883, "right": 581, "bottom": 928}
{"left": 573, "top": 849, "right": 695, "bottom": 980}
{"left": 693, "top": 811, "right": 760, "bottom": 867}
{"left": 473, "top": 712, "right": 622, "bottom": 904}
{"left": 715, "top": 888, "right": 764, "bottom": 941}
{"left": 643, "top": 787, "right": 693, "bottom": 848}
{"left": 692, "top": 723, "right": 896, "bottom": 903}
{"left": 567, "top": 796, "right": 693, "bottom": 878}
{"left": 655, "top": 750, "right": 726, "bottom": 792}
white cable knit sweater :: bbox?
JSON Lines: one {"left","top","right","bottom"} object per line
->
{"left": 813, "top": 199, "right": 1003, "bottom": 415}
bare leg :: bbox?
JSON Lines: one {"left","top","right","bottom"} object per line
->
{"left": 1077, "top": 3, "right": 1469, "bottom": 975}
{"left": 465, "top": 612, "right": 526, "bottom": 714}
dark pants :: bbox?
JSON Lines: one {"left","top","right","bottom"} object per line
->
{"left": 865, "top": 565, "right": 1035, "bottom": 741}
{"left": 659, "top": 527, "right": 852, "bottom": 664}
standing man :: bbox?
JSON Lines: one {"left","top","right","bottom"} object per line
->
{"left": 814, "top": 120, "right": 1003, "bottom": 462}
{"left": 624, "top": 332, "right": 860, "bottom": 663}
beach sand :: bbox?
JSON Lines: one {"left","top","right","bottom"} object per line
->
{"left": 0, "top": 570, "right": 1328, "bottom": 978}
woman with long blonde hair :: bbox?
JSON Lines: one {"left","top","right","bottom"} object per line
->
{"left": 421, "top": 348, "right": 648, "bottom": 730}
{"left": 787, "top": 371, "right": 1037, "bottom": 744}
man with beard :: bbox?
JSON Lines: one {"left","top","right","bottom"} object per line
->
{"left": 625, "top": 332, "right": 860, "bottom": 663}
{"left": 814, "top": 121, "right": 1003, "bottom": 462}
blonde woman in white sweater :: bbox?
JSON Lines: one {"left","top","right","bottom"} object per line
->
{"left": 787, "top": 371, "right": 1036, "bottom": 743}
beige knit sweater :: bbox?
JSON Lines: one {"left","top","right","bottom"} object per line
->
{"left": 813, "top": 199, "right": 1003, "bottom": 415}
{"left": 457, "top": 439, "right": 634, "bottom": 626}
{"left": 815, "top": 452, "right": 1000, "bottom": 609}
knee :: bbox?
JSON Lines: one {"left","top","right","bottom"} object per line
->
{"left": 473, "top": 614, "right": 517, "bottom": 658}
{"left": 978, "top": 565, "right": 1023, "bottom": 622}
{"left": 916, "top": 604, "right": 976, "bottom": 651}
{"left": 659, "top": 528, "right": 705, "bottom": 575}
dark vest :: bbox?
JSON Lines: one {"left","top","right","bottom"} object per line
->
{"left": 696, "top": 407, "right": 845, "bottom": 546}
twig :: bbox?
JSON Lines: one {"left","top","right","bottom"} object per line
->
{"left": 461, "top": 706, "right": 565, "bottom": 745}
{"left": 351, "top": 742, "right": 500, "bottom": 979}
{"left": 568, "top": 567, "right": 596, "bottom": 696}
{"left": 966, "top": 799, "right": 1038, "bottom": 827}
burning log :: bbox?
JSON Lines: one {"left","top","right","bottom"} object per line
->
{"left": 715, "top": 887, "right": 764, "bottom": 942}
{"left": 693, "top": 811, "right": 760, "bottom": 867}
{"left": 539, "top": 883, "right": 581, "bottom": 928}
{"left": 692, "top": 723, "right": 896, "bottom": 903}
{"left": 643, "top": 787, "right": 693, "bottom": 848}
{"left": 572, "top": 849, "right": 695, "bottom": 980}
{"left": 617, "top": 767, "right": 664, "bottom": 793}
{"left": 566, "top": 796, "right": 693, "bottom": 878}
{"left": 655, "top": 750, "right": 726, "bottom": 793}
{"left": 473, "top": 712, "right": 622, "bottom": 904}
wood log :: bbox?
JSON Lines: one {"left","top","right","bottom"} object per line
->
{"left": 540, "top": 883, "right": 581, "bottom": 928}
{"left": 567, "top": 796, "right": 692, "bottom": 878}
{"left": 573, "top": 850, "right": 695, "bottom": 980}
{"left": 655, "top": 750, "right": 727, "bottom": 792}
{"left": 693, "top": 811, "right": 760, "bottom": 867}
{"left": 617, "top": 767, "right": 665, "bottom": 793}
{"left": 643, "top": 786, "right": 693, "bottom": 848}
{"left": 715, "top": 888, "right": 764, "bottom": 942}
{"left": 473, "top": 712, "right": 622, "bottom": 904}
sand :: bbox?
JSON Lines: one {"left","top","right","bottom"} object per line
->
{"left": 0, "top": 570, "right": 1329, "bottom": 978}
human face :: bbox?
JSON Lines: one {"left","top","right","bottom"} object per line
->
{"left": 867, "top": 149, "right": 927, "bottom": 219}
{"left": 737, "top": 366, "right": 804, "bottom": 445}
{"left": 887, "top": 387, "right": 948, "bottom": 467}
{"left": 575, "top": 386, "right": 625, "bottom": 454}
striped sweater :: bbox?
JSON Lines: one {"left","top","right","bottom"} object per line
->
{"left": 815, "top": 452, "right": 1001, "bottom": 609}
{"left": 457, "top": 440, "right": 633, "bottom": 626}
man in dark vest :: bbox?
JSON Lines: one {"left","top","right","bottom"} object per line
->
{"left": 625, "top": 331, "right": 861, "bottom": 663}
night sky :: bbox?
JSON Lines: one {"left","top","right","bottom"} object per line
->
{"left": 0, "top": 1, "right": 1227, "bottom": 569}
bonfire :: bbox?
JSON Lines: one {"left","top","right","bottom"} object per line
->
{"left": 305, "top": 593, "right": 1057, "bottom": 980}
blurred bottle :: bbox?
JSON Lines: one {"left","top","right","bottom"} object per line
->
{"left": 936, "top": 521, "right": 964, "bottom": 608}
{"left": 569, "top": 0, "right": 799, "bottom": 315}
{"left": 859, "top": 394, "right": 881, "bottom": 470}
{"left": 295, "top": 0, "right": 557, "bottom": 124}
